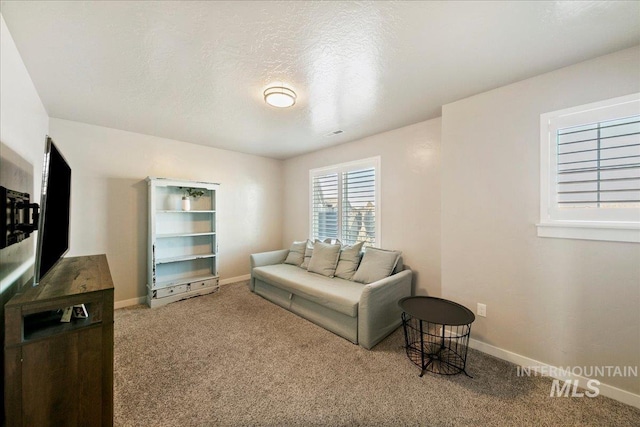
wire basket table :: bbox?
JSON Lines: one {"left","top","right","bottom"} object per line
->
{"left": 399, "top": 296, "right": 475, "bottom": 377}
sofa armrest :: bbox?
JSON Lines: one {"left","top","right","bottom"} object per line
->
{"left": 358, "top": 269, "right": 413, "bottom": 349}
{"left": 249, "top": 249, "right": 289, "bottom": 291}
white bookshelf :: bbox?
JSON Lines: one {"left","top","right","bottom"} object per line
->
{"left": 146, "top": 177, "right": 220, "bottom": 308}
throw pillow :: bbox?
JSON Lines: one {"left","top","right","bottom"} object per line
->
{"left": 307, "top": 241, "right": 341, "bottom": 277}
{"left": 334, "top": 241, "right": 364, "bottom": 280}
{"left": 352, "top": 247, "right": 402, "bottom": 284}
{"left": 300, "top": 238, "right": 332, "bottom": 269}
{"left": 300, "top": 240, "right": 313, "bottom": 269}
{"left": 284, "top": 240, "right": 306, "bottom": 266}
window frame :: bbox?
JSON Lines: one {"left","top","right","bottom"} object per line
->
{"left": 537, "top": 93, "right": 640, "bottom": 243}
{"left": 309, "top": 156, "right": 381, "bottom": 246}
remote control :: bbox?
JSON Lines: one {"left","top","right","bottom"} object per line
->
{"left": 60, "top": 306, "right": 73, "bottom": 323}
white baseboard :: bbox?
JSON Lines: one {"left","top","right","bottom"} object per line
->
{"left": 469, "top": 338, "right": 640, "bottom": 409}
{"left": 114, "top": 296, "right": 146, "bottom": 309}
{"left": 219, "top": 274, "right": 250, "bottom": 286}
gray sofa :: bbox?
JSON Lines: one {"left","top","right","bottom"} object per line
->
{"left": 249, "top": 248, "right": 413, "bottom": 349}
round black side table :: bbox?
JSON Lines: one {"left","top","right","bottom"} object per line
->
{"left": 398, "top": 296, "right": 475, "bottom": 377}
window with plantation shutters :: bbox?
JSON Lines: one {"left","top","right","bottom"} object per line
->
{"left": 538, "top": 94, "right": 640, "bottom": 243}
{"left": 312, "top": 173, "right": 338, "bottom": 241}
{"left": 342, "top": 168, "right": 376, "bottom": 245}
{"left": 556, "top": 116, "right": 640, "bottom": 208}
{"left": 310, "top": 157, "right": 380, "bottom": 246}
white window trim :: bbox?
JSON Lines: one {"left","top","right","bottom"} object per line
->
{"left": 309, "top": 156, "right": 381, "bottom": 247}
{"left": 537, "top": 93, "right": 640, "bottom": 243}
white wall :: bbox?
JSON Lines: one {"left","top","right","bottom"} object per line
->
{"left": 49, "top": 119, "right": 283, "bottom": 303}
{"left": 283, "top": 119, "right": 441, "bottom": 296}
{"left": 0, "top": 13, "right": 49, "bottom": 293}
{"left": 441, "top": 46, "right": 640, "bottom": 395}
{"left": 0, "top": 15, "right": 48, "bottom": 194}
{"left": 0, "top": 14, "right": 49, "bottom": 421}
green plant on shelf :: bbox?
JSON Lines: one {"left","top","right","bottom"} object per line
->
{"left": 183, "top": 188, "right": 205, "bottom": 199}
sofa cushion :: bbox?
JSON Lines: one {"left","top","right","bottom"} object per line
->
{"left": 307, "top": 241, "right": 341, "bottom": 277}
{"left": 284, "top": 240, "right": 306, "bottom": 266}
{"left": 252, "top": 264, "right": 364, "bottom": 317}
{"left": 353, "top": 247, "right": 401, "bottom": 284}
{"left": 334, "top": 241, "right": 364, "bottom": 280}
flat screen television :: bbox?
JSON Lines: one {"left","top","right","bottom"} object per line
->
{"left": 33, "top": 136, "right": 71, "bottom": 286}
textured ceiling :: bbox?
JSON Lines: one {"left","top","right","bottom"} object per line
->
{"left": 1, "top": 1, "right": 639, "bottom": 159}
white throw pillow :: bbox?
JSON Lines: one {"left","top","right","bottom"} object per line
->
{"left": 300, "top": 238, "right": 331, "bottom": 269}
{"left": 352, "top": 247, "right": 401, "bottom": 284}
{"left": 300, "top": 239, "right": 315, "bottom": 269}
{"left": 284, "top": 240, "right": 306, "bottom": 266}
{"left": 307, "top": 241, "right": 341, "bottom": 277}
{"left": 334, "top": 241, "right": 364, "bottom": 280}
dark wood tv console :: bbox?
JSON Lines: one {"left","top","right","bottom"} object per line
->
{"left": 4, "top": 255, "right": 114, "bottom": 426}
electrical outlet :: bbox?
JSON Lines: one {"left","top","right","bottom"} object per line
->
{"left": 477, "top": 303, "right": 487, "bottom": 317}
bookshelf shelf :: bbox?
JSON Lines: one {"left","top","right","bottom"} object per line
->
{"left": 155, "top": 253, "right": 216, "bottom": 264}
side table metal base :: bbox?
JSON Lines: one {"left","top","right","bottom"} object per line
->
{"left": 402, "top": 313, "right": 473, "bottom": 377}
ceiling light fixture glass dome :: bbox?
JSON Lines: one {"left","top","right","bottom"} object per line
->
{"left": 264, "top": 86, "right": 296, "bottom": 108}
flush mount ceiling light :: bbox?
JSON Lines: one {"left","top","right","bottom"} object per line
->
{"left": 264, "top": 86, "right": 296, "bottom": 108}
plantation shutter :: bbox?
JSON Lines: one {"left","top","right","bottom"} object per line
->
{"left": 556, "top": 115, "right": 640, "bottom": 207}
{"left": 312, "top": 173, "right": 339, "bottom": 241}
{"left": 341, "top": 168, "right": 376, "bottom": 245}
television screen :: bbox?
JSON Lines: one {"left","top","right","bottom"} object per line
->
{"left": 34, "top": 137, "right": 71, "bottom": 285}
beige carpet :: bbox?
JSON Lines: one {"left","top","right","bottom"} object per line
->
{"left": 114, "top": 282, "right": 640, "bottom": 426}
